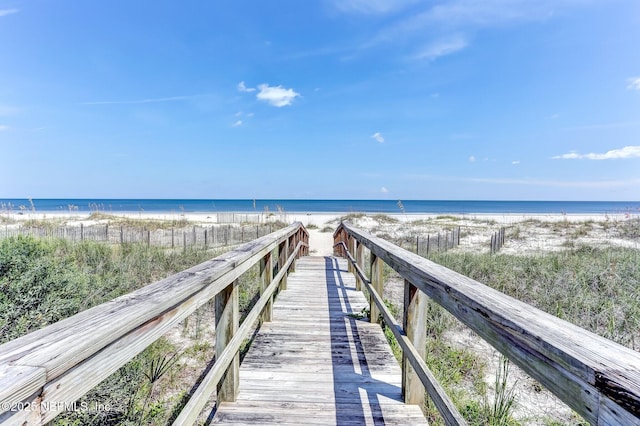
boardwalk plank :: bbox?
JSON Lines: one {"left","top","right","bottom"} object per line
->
{"left": 212, "top": 256, "right": 428, "bottom": 425}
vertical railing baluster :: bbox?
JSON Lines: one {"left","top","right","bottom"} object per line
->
{"left": 402, "top": 279, "right": 427, "bottom": 405}
{"left": 215, "top": 279, "right": 239, "bottom": 403}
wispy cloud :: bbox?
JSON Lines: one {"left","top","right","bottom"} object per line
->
{"left": 512, "top": 160, "right": 521, "bottom": 165}
{"left": 256, "top": 84, "right": 300, "bottom": 107}
{"left": 364, "top": 0, "right": 587, "bottom": 57}
{"left": 331, "top": 0, "right": 419, "bottom": 15}
{"left": 0, "top": 125, "right": 9, "bottom": 131}
{"left": 553, "top": 146, "right": 640, "bottom": 160}
{"left": 232, "top": 120, "right": 243, "bottom": 127}
{"left": 82, "top": 95, "right": 199, "bottom": 105}
{"left": 380, "top": 186, "right": 389, "bottom": 193}
{"left": 237, "top": 81, "right": 256, "bottom": 93}
{"left": 371, "top": 132, "right": 385, "bottom": 143}
{"left": 468, "top": 156, "right": 476, "bottom": 162}
{"left": 0, "top": 8, "right": 19, "bottom": 17}
{"left": 627, "top": 77, "right": 640, "bottom": 91}
{"left": 414, "top": 35, "right": 467, "bottom": 60}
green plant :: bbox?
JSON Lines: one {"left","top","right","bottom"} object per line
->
{"left": 484, "top": 356, "right": 519, "bottom": 425}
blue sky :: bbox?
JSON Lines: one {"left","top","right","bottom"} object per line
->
{"left": 1, "top": 0, "right": 639, "bottom": 200}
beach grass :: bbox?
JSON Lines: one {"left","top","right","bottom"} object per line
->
{"left": 0, "top": 235, "right": 269, "bottom": 425}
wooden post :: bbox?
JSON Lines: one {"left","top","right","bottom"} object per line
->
{"left": 215, "top": 280, "right": 239, "bottom": 403}
{"left": 80, "top": 223, "right": 84, "bottom": 241}
{"left": 171, "top": 228, "right": 175, "bottom": 248}
{"left": 355, "top": 242, "right": 363, "bottom": 291}
{"left": 120, "top": 225, "right": 124, "bottom": 244}
{"left": 347, "top": 236, "right": 354, "bottom": 273}
{"left": 289, "top": 236, "right": 296, "bottom": 273}
{"left": 369, "top": 254, "right": 383, "bottom": 325}
{"left": 279, "top": 241, "right": 288, "bottom": 291}
{"left": 416, "top": 236, "right": 419, "bottom": 255}
{"left": 105, "top": 224, "right": 109, "bottom": 241}
{"left": 260, "top": 253, "right": 273, "bottom": 322}
{"left": 147, "top": 230, "right": 150, "bottom": 247}
{"left": 402, "top": 279, "right": 427, "bottom": 405}
{"left": 204, "top": 229, "right": 208, "bottom": 248}
{"left": 426, "top": 235, "right": 430, "bottom": 256}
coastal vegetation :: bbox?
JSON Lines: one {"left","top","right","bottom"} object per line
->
{"left": 0, "top": 234, "right": 265, "bottom": 425}
{"left": 347, "top": 215, "right": 640, "bottom": 425}
{"left": 2, "top": 213, "right": 639, "bottom": 424}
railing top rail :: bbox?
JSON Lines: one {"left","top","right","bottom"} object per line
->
{"left": 334, "top": 221, "right": 640, "bottom": 425}
{"left": 0, "top": 222, "right": 308, "bottom": 414}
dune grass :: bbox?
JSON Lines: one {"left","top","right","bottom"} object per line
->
{"left": 0, "top": 235, "right": 267, "bottom": 425}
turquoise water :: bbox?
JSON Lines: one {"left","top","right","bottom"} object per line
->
{"left": 1, "top": 199, "right": 639, "bottom": 214}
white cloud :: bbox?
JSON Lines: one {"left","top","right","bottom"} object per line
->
{"left": 381, "top": 186, "right": 389, "bottom": 193}
{"left": 468, "top": 155, "right": 476, "bottom": 162}
{"left": 232, "top": 120, "right": 243, "bottom": 127}
{"left": 371, "top": 132, "right": 385, "bottom": 143}
{"left": 256, "top": 84, "right": 300, "bottom": 107}
{"left": 415, "top": 36, "right": 468, "bottom": 60}
{"left": 552, "top": 146, "right": 640, "bottom": 160}
{"left": 627, "top": 77, "right": 640, "bottom": 91}
{"left": 0, "top": 9, "right": 18, "bottom": 17}
{"left": 0, "top": 125, "right": 9, "bottom": 131}
{"left": 237, "top": 81, "right": 256, "bottom": 93}
{"left": 512, "top": 160, "right": 520, "bottom": 165}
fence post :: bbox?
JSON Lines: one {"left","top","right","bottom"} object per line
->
{"left": 402, "top": 279, "right": 427, "bottom": 405}
{"left": 215, "top": 279, "right": 239, "bottom": 403}
{"left": 171, "top": 228, "right": 175, "bottom": 248}
{"left": 147, "top": 230, "right": 150, "bottom": 247}
{"left": 120, "top": 225, "right": 124, "bottom": 244}
{"left": 80, "top": 223, "right": 84, "bottom": 241}
{"left": 355, "top": 241, "right": 363, "bottom": 291}
{"left": 369, "top": 254, "right": 383, "bottom": 325}
{"left": 105, "top": 224, "right": 109, "bottom": 242}
{"left": 426, "top": 235, "right": 430, "bottom": 257}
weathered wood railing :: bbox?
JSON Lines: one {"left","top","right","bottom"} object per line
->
{"left": 0, "top": 222, "right": 308, "bottom": 425}
{"left": 334, "top": 222, "right": 640, "bottom": 425}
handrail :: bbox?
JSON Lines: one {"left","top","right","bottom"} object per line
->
{"left": 334, "top": 222, "right": 640, "bottom": 425}
{"left": 334, "top": 241, "right": 467, "bottom": 426}
{"left": 0, "top": 222, "right": 309, "bottom": 425}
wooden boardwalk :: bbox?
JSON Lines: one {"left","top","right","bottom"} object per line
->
{"left": 212, "top": 256, "right": 428, "bottom": 425}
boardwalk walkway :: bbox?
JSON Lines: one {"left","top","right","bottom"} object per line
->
{"left": 212, "top": 256, "right": 428, "bottom": 425}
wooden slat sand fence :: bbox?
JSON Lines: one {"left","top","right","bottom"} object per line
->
{"left": 0, "top": 223, "right": 308, "bottom": 425}
{"left": 334, "top": 221, "right": 640, "bottom": 425}
{"left": 0, "top": 223, "right": 282, "bottom": 249}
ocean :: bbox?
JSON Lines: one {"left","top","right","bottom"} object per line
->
{"left": 1, "top": 199, "right": 640, "bottom": 214}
